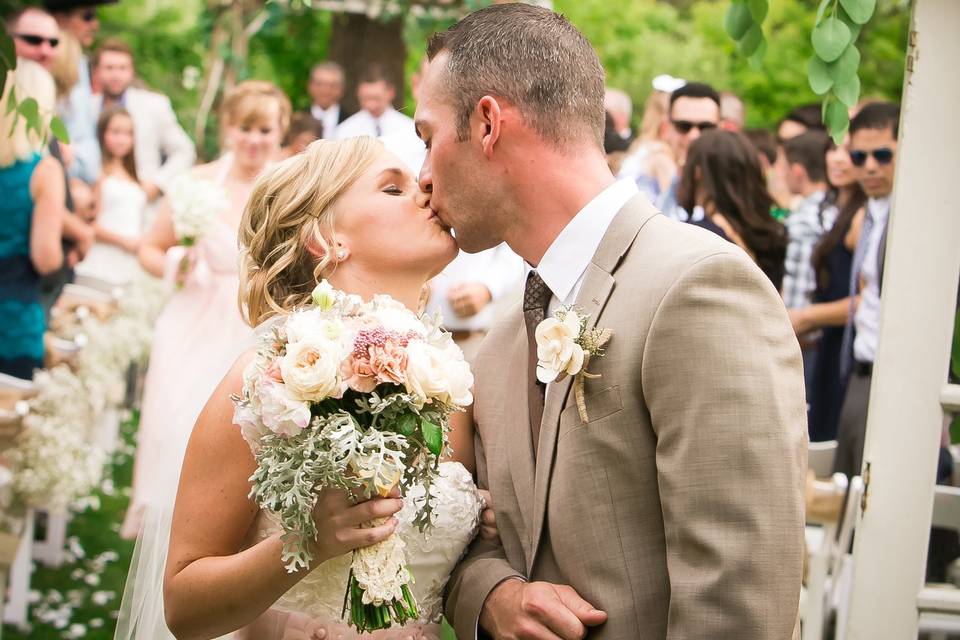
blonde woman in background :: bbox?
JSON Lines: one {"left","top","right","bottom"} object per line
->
{"left": 120, "top": 80, "right": 292, "bottom": 540}
{"left": 617, "top": 81, "right": 680, "bottom": 202}
{"left": 0, "top": 60, "right": 65, "bottom": 378}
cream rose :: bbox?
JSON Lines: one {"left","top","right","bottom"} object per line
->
{"left": 404, "top": 341, "right": 473, "bottom": 406}
{"left": 280, "top": 339, "right": 344, "bottom": 402}
{"left": 535, "top": 311, "right": 585, "bottom": 384}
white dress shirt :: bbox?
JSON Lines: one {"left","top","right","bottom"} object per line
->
{"left": 533, "top": 179, "right": 641, "bottom": 315}
{"left": 310, "top": 103, "right": 341, "bottom": 139}
{"left": 427, "top": 245, "right": 525, "bottom": 332}
{"left": 334, "top": 107, "right": 415, "bottom": 140}
{"left": 853, "top": 197, "right": 891, "bottom": 363}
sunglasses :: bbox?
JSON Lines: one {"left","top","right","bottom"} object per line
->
{"left": 14, "top": 33, "right": 59, "bottom": 48}
{"left": 671, "top": 120, "right": 717, "bottom": 135}
{"left": 849, "top": 148, "right": 894, "bottom": 167}
{"left": 82, "top": 9, "right": 97, "bottom": 22}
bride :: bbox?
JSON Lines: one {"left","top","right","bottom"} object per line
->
{"left": 146, "top": 137, "right": 492, "bottom": 639}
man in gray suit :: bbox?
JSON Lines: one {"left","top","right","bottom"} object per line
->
{"left": 415, "top": 5, "right": 807, "bottom": 639}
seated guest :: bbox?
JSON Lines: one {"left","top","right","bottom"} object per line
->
{"left": 92, "top": 38, "right": 196, "bottom": 204}
{"left": 280, "top": 112, "right": 324, "bottom": 159}
{"left": 799, "top": 136, "right": 866, "bottom": 441}
{"left": 677, "top": 129, "right": 788, "bottom": 289}
{"left": 334, "top": 65, "right": 414, "bottom": 139}
{"left": 306, "top": 61, "right": 351, "bottom": 138}
{"left": 0, "top": 61, "right": 66, "bottom": 378}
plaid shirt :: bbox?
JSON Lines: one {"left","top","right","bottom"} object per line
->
{"left": 781, "top": 191, "right": 827, "bottom": 309}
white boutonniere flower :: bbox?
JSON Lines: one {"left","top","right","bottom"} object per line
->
{"left": 535, "top": 307, "right": 612, "bottom": 421}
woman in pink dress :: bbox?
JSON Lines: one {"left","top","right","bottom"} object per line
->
{"left": 121, "top": 81, "right": 292, "bottom": 539}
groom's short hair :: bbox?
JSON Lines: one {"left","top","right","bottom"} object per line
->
{"left": 426, "top": 3, "right": 605, "bottom": 150}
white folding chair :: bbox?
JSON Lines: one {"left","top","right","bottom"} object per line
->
{"left": 829, "top": 475, "right": 864, "bottom": 640}
{"left": 808, "top": 440, "right": 839, "bottom": 479}
{"left": 802, "top": 472, "right": 848, "bottom": 640}
{"left": 918, "top": 485, "right": 960, "bottom": 639}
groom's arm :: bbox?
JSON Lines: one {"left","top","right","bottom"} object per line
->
{"left": 641, "top": 251, "right": 807, "bottom": 638}
{"left": 444, "top": 432, "right": 524, "bottom": 640}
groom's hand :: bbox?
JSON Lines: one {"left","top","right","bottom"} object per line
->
{"left": 480, "top": 579, "right": 607, "bottom": 640}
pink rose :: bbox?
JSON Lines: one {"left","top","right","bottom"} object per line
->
{"left": 341, "top": 356, "right": 378, "bottom": 393}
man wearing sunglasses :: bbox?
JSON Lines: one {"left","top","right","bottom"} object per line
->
{"left": 5, "top": 7, "right": 61, "bottom": 70}
{"left": 45, "top": 1, "right": 116, "bottom": 185}
{"left": 833, "top": 101, "right": 901, "bottom": 479}
{"left": 656, "top": 81, "right": 720, "bottom": 220}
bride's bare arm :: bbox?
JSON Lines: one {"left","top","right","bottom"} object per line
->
{"left": 163, "top": 355, "right": 404, "bottom": 640}
{"left": 446, "top": 405, "right": 475, "bottom": 475}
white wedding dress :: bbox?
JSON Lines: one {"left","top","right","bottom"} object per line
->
{"left": 116, "top": 461, "right": 482, "bottom": 640}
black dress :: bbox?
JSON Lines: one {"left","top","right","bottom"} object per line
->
{"left": 807, "top": 218, "right": 853, "bottom": 442}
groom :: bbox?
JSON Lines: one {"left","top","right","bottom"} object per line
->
{"left": 415, "top": 5, "right": 807, "bottom": 639}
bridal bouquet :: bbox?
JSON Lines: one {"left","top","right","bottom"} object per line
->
{"left": 166, "top": 174, "right": 227, "bottom": 287}
{"left": 232, "top": 281, "right": 473, "bottom": 632}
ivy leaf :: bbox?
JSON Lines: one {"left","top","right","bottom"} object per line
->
{"left": 738, "top": 23, "right": 764, "bottom": 57}
{"left": 808, "top": 56, "right": 834, "bottom": 95}
{"left": 812, "top": 15, "right": 852, "bottom": 63}
{"left": 420, "top": 421, "right": 442, "bottom": 457}
{"left": 747, "top": 0, "right": 768, "bottom": 24}
{"left": 395, "top": 413, "right": 417, "bottom": 437}
{"left": 747, "top": 36, "right": 767, "bottom": 70}
{"left": 724, "top": 1, "right": 753, "bottom": 41}
{"left": 828, "top": 44, "right": 861, "bottom": 83}
{"left": 824, "top": 96, "right": 850, "bottom": 144}
{"left": 839, "top": 0, "right": 876, "bottom": 25}
{"left": 834, "top": 73, "right": 861, "bottom": 108}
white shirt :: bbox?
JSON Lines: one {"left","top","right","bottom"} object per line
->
{"left": 310, "top": 103, "right": 341, "bottom": 139}
{"left": 334, "top": 107, "right": 415, "bottom": 140}
{"left": 427, "top": 245, "right": 525, "bottom": 331}
{"left": 533, "top": 179, "right": 641, "bottom": 316}
{"left": 853, "top": 197, "right": 891, "bottom": 363}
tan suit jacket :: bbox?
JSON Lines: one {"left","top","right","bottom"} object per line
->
{"left": 446, "top": 196, "right": 807, "bottom": 639}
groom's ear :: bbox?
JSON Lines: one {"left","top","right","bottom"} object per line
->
{"left": 476, "top": 96, "right": 501, "bottom": 159}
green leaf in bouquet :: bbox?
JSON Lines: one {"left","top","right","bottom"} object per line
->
{"left": 395, "top": 413, "right": 417, "bottom": 437}
{"left": 724, "top": 1, "right": 753, "bottom": 41}
{"left": 421, "top": 420, "right": 443, "bottom": 457}
{"left": 812, "top": 15, "right": 852, "bottom": 63}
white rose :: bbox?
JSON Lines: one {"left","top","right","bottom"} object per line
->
{"left": 443, "top": 353, "right": 474, "bottom": 407}
{"left": 535, "top": 311, "right": 585, "bottom": 384}
{"left": 405, "top": 341, "right": 474, "bottom": 407}
{"left": 257, "top": 379, "right": 312, "bottom": 437}
{"left": 233, "top": 403, "right": 268, "bottom": 449}
{"left": 280, "top": 339, "right": 344, "bottom": 402}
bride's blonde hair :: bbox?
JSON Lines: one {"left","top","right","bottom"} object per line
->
{"left": 239, "top": 137, "right": 384, "bottom": 326}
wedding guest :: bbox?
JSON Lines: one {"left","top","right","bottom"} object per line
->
{"left": 778, "top": 103, "right": 824, "bottom": 142}
{"left": 334, "top": 65, "right": 414, "bottom": 140}
{"left": 75, "top": 106, "right": 147, "bottom": 286}
{"left": 279, "top": 112, "right": 324, "bottom": 159}
{"left": 798, "top": 137, "right": 866, "bottom": 441}
{"left": 122, "top": 80, "right": 291, "bottom": 539}
{"left": 603, "top": 88, "right": 634, "bottom": 145}
{"left": 677, "top": 129, "right": 788, "bottom": 288}
{"left": 7, "top": 7, "right": 95, "bottom": 311}
{"left": 744, "top": 127, "right": 791, "bottom": 221}
{"left": 306, "top": 61, "right": 352, "bottom": 139}
{"left": 834, "top": 101, "right": 900, "bottom": 477}
{"left": 47, "top": 0, "right": 112, "bottom": 184}
{"left": 719, "top": 90, "right": 745, "bottom": 132}
{"left": 70, "top": 177, "right": 97, "bottom": 223}
{"left": 657, "top": 81, "right": 721, "bottom": 220}
{"left": 0, "top": 61, "right": 65, "bottom": 378}
{"left": 617, "top": 82, "right": 677, "bottom": 203}
{"left": 92, "top": 38, "right": 196, "bottom": 205}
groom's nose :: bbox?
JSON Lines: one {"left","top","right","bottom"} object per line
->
{"left": 417, "top": 163, "right": 432, "bottom": 196}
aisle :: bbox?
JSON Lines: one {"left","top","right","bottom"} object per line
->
{"left": 3, "top": 414, "right": 138, "bottom": 639}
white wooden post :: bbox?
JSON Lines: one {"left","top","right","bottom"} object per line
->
{"left": 2, "top": 510, "right": 34, "bottom": 629}
{"left": 843, "top": 0, "right": 960, "bottom": 636}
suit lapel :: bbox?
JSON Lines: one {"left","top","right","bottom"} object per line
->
{"left": 504, "top": 314, "right": 537, "bottom": 554}
{"left": 526, "top": 195, "right": 660, "bottom": 575}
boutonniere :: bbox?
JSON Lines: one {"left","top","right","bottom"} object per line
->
{"left": 535, "top": 307, "right": 612, "bottom": 422}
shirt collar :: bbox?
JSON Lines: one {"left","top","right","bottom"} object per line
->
{"left": 867, "top": 196, "right": 891, "bottom": 223}
{"left": 534, "top": 179, "right": 639, "bottom": 303}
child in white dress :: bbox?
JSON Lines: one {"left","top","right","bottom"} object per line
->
{"left": 76, "top": 106, "right": 147, "bottom": 287}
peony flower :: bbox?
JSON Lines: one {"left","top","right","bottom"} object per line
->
{"left": 404, "top": 341, "right": 474, "bottom": 407}
{"left": 280, "top": 339, "right": 345, "bottom": 402}
{"left": 535, "top": 311, "right": 586, "bottom": 384}
{"left": 257, "top": 379, "right": 312, "bottom": 437}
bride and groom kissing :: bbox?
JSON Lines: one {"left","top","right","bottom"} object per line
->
{"left": 151, "top": 4, "right": 807, "bottom": 640}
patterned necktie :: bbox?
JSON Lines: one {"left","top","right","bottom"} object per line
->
{"left": 840, "top": 207, "right": 876, "bottom": 377}
{"left": 523, "top": 271, "right": 553, "bottom": 456}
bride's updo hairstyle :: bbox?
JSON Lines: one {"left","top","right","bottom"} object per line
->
{"left": 239, "top": 137, "right": 384, "bottom": 326}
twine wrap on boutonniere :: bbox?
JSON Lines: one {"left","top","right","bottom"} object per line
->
{"left": 535, "top": 307, "right": 612, "bottom": 422}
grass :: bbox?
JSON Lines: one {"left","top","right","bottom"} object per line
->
{"left": 2, "top": 413, "right": 460, "bottom": 639}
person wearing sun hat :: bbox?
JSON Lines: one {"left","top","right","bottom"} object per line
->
{"left": 44, "top": 0, "right": 118, "bottom": 184}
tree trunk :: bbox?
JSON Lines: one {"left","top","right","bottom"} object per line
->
{"left": 326, "top": 13, "right": 407, "bottom": 115}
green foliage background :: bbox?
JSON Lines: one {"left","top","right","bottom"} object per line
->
{"left": 95, "top": 0, "right": 910, "bottom": 148}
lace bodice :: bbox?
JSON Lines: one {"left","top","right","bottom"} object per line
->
{"left": 248, "top": 461, "right": 481, "bottom": 633}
